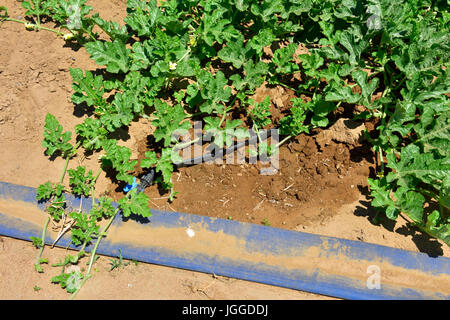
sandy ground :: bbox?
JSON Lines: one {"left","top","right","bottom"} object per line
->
{"left": 0, "top": 236, "right": 330, "bottom": 300}
{"left": 0, "top": 0, "right": 448, "bottom": 300}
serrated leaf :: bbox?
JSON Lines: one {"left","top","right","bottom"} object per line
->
{"left": 124, "top": 0, "right": 162, "bottom": 37}
{"left": 119, "top": 189, "right": 151, "bottom": 218}
{"left": 152, "top": 101, "right": 191, "bottom": 147}
{"left": 102, "top": 140, "right": 137, "bottom": 184}
{"left": 42, "top": 114, "right": 73, "bottom": 157}
{"left": 85, "top": 40, "right": 130, "bottom": 73}
{"left": 351, "top": 70, "right": 380, "bottom": 106}
{"left": 75, "top": 118, "right": 107, "bottom": 151}
{"left": 68, "top": 166, "right": 94, "bottom": 197}
{"left": 272, "top": 43, "right": 299, "bottom": 74}
{"left": 339, "top": 30, "right": 368, "bottom": 65}
{"left": 70, "top": 68, "right": 107, "bottom": 107}
{"left": 250, "top": 0, "right": 283, "bottom": 22}
{"left": 94, "top": 16, "right": 130, "bottom": 43}
{"left": 37, "top": 182, "right": 54, "bottom": 200}
{"left": 218, "top": 35, "right": 251, "bottom": 69}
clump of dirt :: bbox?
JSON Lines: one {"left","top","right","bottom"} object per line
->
{"left": 250, "top": 84, "right": 298, "bottom": 124}
{"left": 316, "top": 118, "right": 366, "bottom": 148}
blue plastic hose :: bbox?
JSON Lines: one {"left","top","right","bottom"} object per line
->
{"left": 0, "top": 181, "right": 448, "bottom": 300}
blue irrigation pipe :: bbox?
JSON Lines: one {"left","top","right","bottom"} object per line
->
{"left": 0, "top": 181, "right": 449, "bottom": 300}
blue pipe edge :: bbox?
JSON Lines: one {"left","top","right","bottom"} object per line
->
{"left": 0, "top": 181, "right": 448, "bottom": 300}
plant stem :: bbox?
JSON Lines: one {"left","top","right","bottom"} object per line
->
{"left": 58, "top": 141, "right": 81, "bottom": 185}
{"left": 184, "top": 111, "right": 203, "bottom": 119}
{"left": 253, "top": 124, "right": 262, "bottom": 143}
{"left": 70, "top": 208, "right": 120, "bottom": 300}
{"left": 177, "top": 48, "right": 191, "bottom": 63}
{"left": 74, "top": 241, "right": 88, "bottom": 263}
{"left": 3, "top": 18, "right": 63, "bottom": 35}
{"left": 377, "top": 86, "right": 391, "bottom": 174}
{"left": 81, "top": 27, "right": 97, "bottom": 41}
{"left": 35, "top": 216, "right": 50, "bottom": 270}
{"left": 218, "top": 109, "right": 228, "bottom": 128}
{"left": 276, "top": 135, "right": 292, "bottom": 148}
{"left": 272, "top": 80, "right": 296, "bottom": 92}
{"left": 34, "top": 153, "right": 71, "bottom": 270}
{"left": 91, "top": 168, "right": 103, "bottom": 207}
{"left": 59, "top": 156, "right": 70, "bottom": 184}
{"left": 173, "top": 137, "right": 200, "bottom": 150}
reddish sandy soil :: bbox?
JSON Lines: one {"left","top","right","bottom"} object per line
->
{"left": 0, "top": 0, "right": 448, "bottom": 300}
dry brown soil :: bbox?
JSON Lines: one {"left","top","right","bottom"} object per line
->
{"left": 0, "top": 0, "right": 448, "bottom": 300}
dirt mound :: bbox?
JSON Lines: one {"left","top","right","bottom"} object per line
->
{"left": 106, "top": 121, "right": 376, "bottom": 230}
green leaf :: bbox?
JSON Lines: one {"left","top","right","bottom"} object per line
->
{"left": 319, "top": 63, "right": 341, "bottom": 83}
{"left": 142, "top": 148, "right": 181, "bottom": 184}
{"left": 42, "top": 114, "right": 73, "bottom": 157}
{"left": 248, "top": 29, "right": 276, "bottom": 55}
{"left": 368, "top": 177, "right": 399, "bottom": 220}
{"left": 118, "top": 189, "right": 151, "bottom": 218}
{"left": 309, "top": 97, "right": 335, "bottom": 128}
{"left": 197, "top": 70, "right": 232, "bottom": 114}
{"left": 37, "top": 182, "right": 54, "bottom": 200}
{"left": 386, "top": 144, "right": 450, "bottom": 189}
{"left": 0, "top": 6, "right": 8, "bottom": 19}
{"left": 124, "top": 0, "right": 162, "bottom": 37}
{"left": 52, "top": 271, "right": 83, "bottom": 293}
{"left": 100, "top": 92, "right": 137, "bottom": 132}
{"left": 85, "top": 40, "right": 130, "bottom": 73}
{"left": 339, "top": 30, "right": 368, "bottom": 65}
{"left": 200, "top": 9, "right": 239, "bottom": 46}
{"left": 152, "top": 101, "right": 191, "bottom": 147}
{"left": 394, "top": 189, "right": 425, "bottom": 223}
{"left": 250, "top": 0, "right": 283, "bottom": 22}
{"left": 279, "top": 101, "right": 310, "bottom": 137}
{"left": 90, "top": 197, "right": 116, "bottom": 219}
{"left": 68, "top": 166, "right": 94, "bottom": 197}
{"left": 34, "top": 264, "right": 44, "bottom": 273}
{"left": 248, "top": 96, "right": 272, "bottom": 128}
{"left": 218, "top": 35, "right": 251, "bottom": 69}
{"left": 230, "top": 60, "right": 269, "bottom": 92}
{"left": 325, "top": 82, "right": 360, "bottom": 104}
{"left": 47, "top": 194, "right": 66, "bottom": 222}
{"left": 94, "top": 16, "right": 130, "bottom": 43}
{"left": 22, "top": 0, "right": 51, "bottom": 19}
{"left": 69, "top": 211, "right": 99, "bottom": 246}
{"left": 75, "top": 118, "right": 107, "bottom": 151}
{"left": 30, "top": 236, "right": 43, "bottom": 249}
{"left": 70, "top": 68, "right": 107, "bottom": 107}
{"left": 101, "top": 140, "right": 137, "bottom": 184}
{"left": 272, "top": 43, "right": 299, "bottom": 74}
{"left": 351, "top": 70, "right": 380, "bottom": 106}
{"left": 299, "top": 52, "right": 324, "bottom": 77}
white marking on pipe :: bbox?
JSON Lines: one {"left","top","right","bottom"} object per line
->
{"left": 186, "top": 227, "right": 195, "bottom": 238}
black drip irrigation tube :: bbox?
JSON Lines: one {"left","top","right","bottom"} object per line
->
{"left": 136, "top": 128, "right": 274, "bottom": 193}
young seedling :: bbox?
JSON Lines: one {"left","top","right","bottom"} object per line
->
{"left": 108, "top": 249, "right": 130, "bottom": 271}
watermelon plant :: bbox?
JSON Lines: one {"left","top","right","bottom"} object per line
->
{"left": 1, "top": 0, "right": 448, "bottom": 298}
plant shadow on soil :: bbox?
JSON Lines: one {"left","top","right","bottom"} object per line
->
{"left": 355, "top": 186, "right": 446, "bottom": 258}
